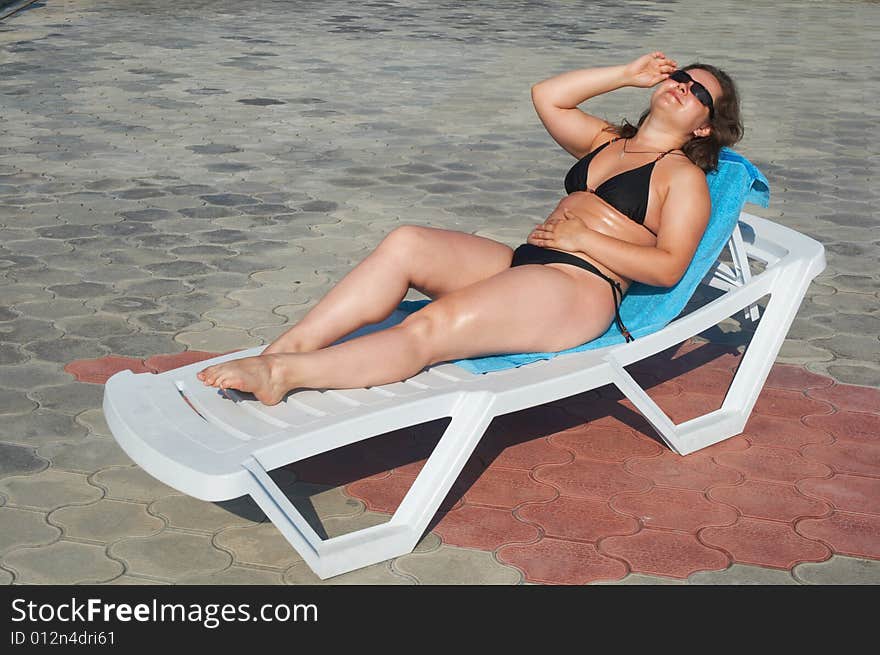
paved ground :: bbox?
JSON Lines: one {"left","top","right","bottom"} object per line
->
{"left": 0, "top": 0, "right": 877, "bottom": 585}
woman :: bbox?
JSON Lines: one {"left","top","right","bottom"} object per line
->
{"left": 198, "top": 52, "right": 743, "bottom": 405}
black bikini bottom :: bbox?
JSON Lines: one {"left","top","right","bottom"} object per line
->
{"left": 509, "top": 243, "right": 634, "bottom": 342}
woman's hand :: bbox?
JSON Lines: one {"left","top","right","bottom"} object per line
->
{"left": 623, "top": 51, "right": 678, "bottom": 88}
{"left": 528, "top": 210, "right": 593, "bottom": 253}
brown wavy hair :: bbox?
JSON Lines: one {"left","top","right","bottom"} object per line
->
{"left": 607, "top": 63, "right": 744, "bottom": 172}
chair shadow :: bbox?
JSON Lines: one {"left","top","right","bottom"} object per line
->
{"left": 215, "top": 325, "right": 754, "bottom": 541}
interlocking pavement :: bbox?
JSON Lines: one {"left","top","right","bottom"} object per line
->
{"left": 1, "top": 0, "right": 878, "bottom": 585}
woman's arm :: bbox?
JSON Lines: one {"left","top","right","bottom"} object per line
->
{"left": 532, "top": 52, "right": 677, "bottom": 158}
{"left": 530, "top": 166, "right": 711, "bottom": 287}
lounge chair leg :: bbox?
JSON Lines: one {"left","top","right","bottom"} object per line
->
{"left": 242, "top": 392, "right": 497, "bottom": 579}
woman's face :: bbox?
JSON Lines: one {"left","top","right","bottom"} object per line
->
{"left": 652, "top": 67, "right": 723, "bottom": 131}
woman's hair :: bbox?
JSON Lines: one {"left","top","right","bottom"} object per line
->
{"left": 608, "top": 63, "right": 744, "bottom": 172}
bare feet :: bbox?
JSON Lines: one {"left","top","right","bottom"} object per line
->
{"left": 197, "top": 354, "right": 292, "bottom": 406}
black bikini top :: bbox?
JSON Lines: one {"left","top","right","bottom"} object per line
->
{"left": 564, "top": 138, "right": 675, "bottom": 236}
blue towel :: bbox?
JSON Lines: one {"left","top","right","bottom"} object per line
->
{"left": 394, "top": 148, "right": 769, "bottom": 374}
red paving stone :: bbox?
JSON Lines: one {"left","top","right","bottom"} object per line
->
{"left": 497, "top": 537, "right": 629, "bottom": 585}
{"left": 432, "top": 505, "right": 539, "bottom": 550}
{"left": 801, "top": 441, "right": 880, "bottom": 477}
{"left": 796, "top": 475, "right": 880, "bottom": 515}
{"left": 707, "top": 480, "right": 830, "bottom": 522}
{"left": 549, "top": 425, "right": 664, "bottom": 463}
{"left": 535, "top": 458, "right": 651, "bottom": 500}
{"left": 765, "top": 364, "right": 835, "bottom": 391}
{"left": 560, "top": 397, "right": 655, "bottom": 435}
{"left": 515, "top": 497, "right": 638, "bottom": 542}
{"left": 700, "top": 518, "right": 831, "bottom": 569}
{"left": 633, "top": 392, "right": 724, "bottom": 425}
{"left": 752, "top": 387, "right": 834, "bottom": 419}
{"left": 796, "top": 512, "right": 880, "bottom": 559}
{"left": 625, "top": 451, "right": 742, "bottom": 490}
{"left": 804, "top": 411, "right": 880, "bottom": 444}
{"left": 479, "top": 435, "right": 572, "bottom": 471}
{"left": 600, "top": 529, "right": 730, "bottom": 578}
{"left": 714, "top": 445, "right": 833, "bottom": 484}
{"left": 75, "top": 350, "right": 880, "bottom": 579}
{"left": 806, "top": 383, "right": 880, "bottom": 414}
{"left": 739, "top": 414, "right": 834, "bottom": 450}
{"left": 668, "top": 366, "right": 736, "bottom": 396}
{"left": 611, "top": 487, "right": 739, "bottom": 532}
{"left": 345, "top": 474, "right": 416, "bottom": 514}
{"left": 460, "top": 467, "right": 557, "bottom": 509}
{"left": 64, "top": 355, "right": 152, "bottom": 384}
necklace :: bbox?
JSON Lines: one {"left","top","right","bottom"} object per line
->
{"left": 618, "top": 138, "right": 677, "bottom": 160}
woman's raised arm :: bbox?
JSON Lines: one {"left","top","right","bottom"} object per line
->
{"left": 531, "top": 52, "right": 677, "bottom": 158}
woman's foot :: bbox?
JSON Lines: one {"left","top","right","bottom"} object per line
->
{"left": 197, "top": 354, "right": 292, "bottom": 406}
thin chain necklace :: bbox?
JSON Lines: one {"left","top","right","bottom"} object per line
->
{"left": 618, "top": 137, "right": 680, "bottom": 160}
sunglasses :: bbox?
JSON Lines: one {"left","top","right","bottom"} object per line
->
{"left": 669, "top": 70, "right": 715, "bottom": 120}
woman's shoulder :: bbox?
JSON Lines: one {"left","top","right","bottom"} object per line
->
{"left": 584, "top": 125, "right": 619, "bottom": 153}
{"left": 660, "top": 152, "right": 709, "bottom": 189}
{"left": 653, "top": 153, "right": 709, "bottom": 210}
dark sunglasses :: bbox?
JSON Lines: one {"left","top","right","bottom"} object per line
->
{"left": 669, "top": 70, "right": 715, "bottom": 120}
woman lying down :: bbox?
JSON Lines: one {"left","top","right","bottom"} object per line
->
{"left": 198, "top": 51, "right": 743, "bottom": 405}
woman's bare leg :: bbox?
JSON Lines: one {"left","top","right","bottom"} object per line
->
{"left": 199, "top": 263, "right": 617, "bottom": 404}
{"left": 264, "top": 225, "right": 514, "bottom": 354}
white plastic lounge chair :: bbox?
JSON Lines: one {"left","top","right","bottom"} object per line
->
{"left": 103, "top": 152, "right": 826, "bottom": 579}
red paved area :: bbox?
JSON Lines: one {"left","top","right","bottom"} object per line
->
{"left": 72, "top": 340, "right": 880, "bottom": 584}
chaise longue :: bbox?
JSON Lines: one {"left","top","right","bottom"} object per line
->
{"left": 103, "top": 150, "right": 826, "bottom": 579}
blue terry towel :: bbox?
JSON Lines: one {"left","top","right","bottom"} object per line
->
{"left": 394, "top": 148, "right": 769, "bottom": 374}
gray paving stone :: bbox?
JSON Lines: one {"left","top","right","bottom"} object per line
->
{"left": 145, "top": 260, "right": 215, "bottom": 278}
{"left": 55, "top": 313, "right": 135, "bottom": 339}
{"left": 161, "top": 291, "right": 236, "bottom": 315}
{"left": 0, "top": 568, "right": 12, "bottom": 584}
{"left": 119, "top": 278, "right": 194, "bottom": 298}
{"left": 50, "top": 499, "right": 164, "bottom": 542}
{"left": 394, "top": 546, "right": 522, "bottom": 585}
{"left": 4, "top": 540, "right": 124, "bottom": 584}
{"left": 95, "top": 296, "right": 161, "bottom": 314}
{"left": 794, "top": 555, "right": 880, "bottom": 585}
{"left": 91, "top": 466, "right": 178, "bottom": 503}
{"left": 47, "top": 281, "right": 115, "bottom": 299}
{"left": 178, "top": 566, "right": 285, "bottom": 585}
{"left": 0, "top": 344, "right": 28, "bottom": 366}
{"left": 810, "top": 334, "right": 880, "bottom": 362}
{"left": 109, "top": 531, "right": 231, "bottom": 581}
{"left": 0, "top": 442, "right": 48, "bottom": 478}
{"left": 0, "top": 389, "right": 38, "bottom": 415}
{"left": 150, "top": 494, "right": 264, "bottom": 532}
{"left": 687, "top": 564, "right": 800, "bottom": 585}
{"left": 214, "top": 523, "right": 305, "bottom": 569}
{"left": 775, "top": 339, "right": 835, "bottom": 366}
{"left": 175, "top": 327, "right": 264, "bottom": 351}
{"left": 0, "top": 410, "right": 87, "bottom": 448}
{"left": 75, "top": 408, "right": 111, "bottom": 437}
{"left": 0, "top": 284, "right": 53, "bottom": 306}
{"left": 284, "top": 559, "right": 413, "bottom": 585}
{"left": 100, "top": 575, "right": 166, "bottom": 585}
{"left": 28, "top": 382, "right": 104, "bottom": 415}
{"left": 812, "top": 292, "right": 879, "bottom": 315}
{"left": 38, "top": 437, "right": 132, "bottom": 473}
{"left": 0, "top": 317, "right": 63, "bottom": 343}
{"left": 591, "top": 573, "right": 687, "bottom": 585}
{"left": 101, "top": 333, "right": 185, "bottom": 357}
{"left": 0, "top": 469, "right": 103, "bottom": 511}
{"left": 820, "top": 362, "right": 880, "bottom": 389}
{"left": 133, "top": 311, "right": 206, "bottom": 333}
{"left": 0, "top": 507, "right": 61, "bottom": 554}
